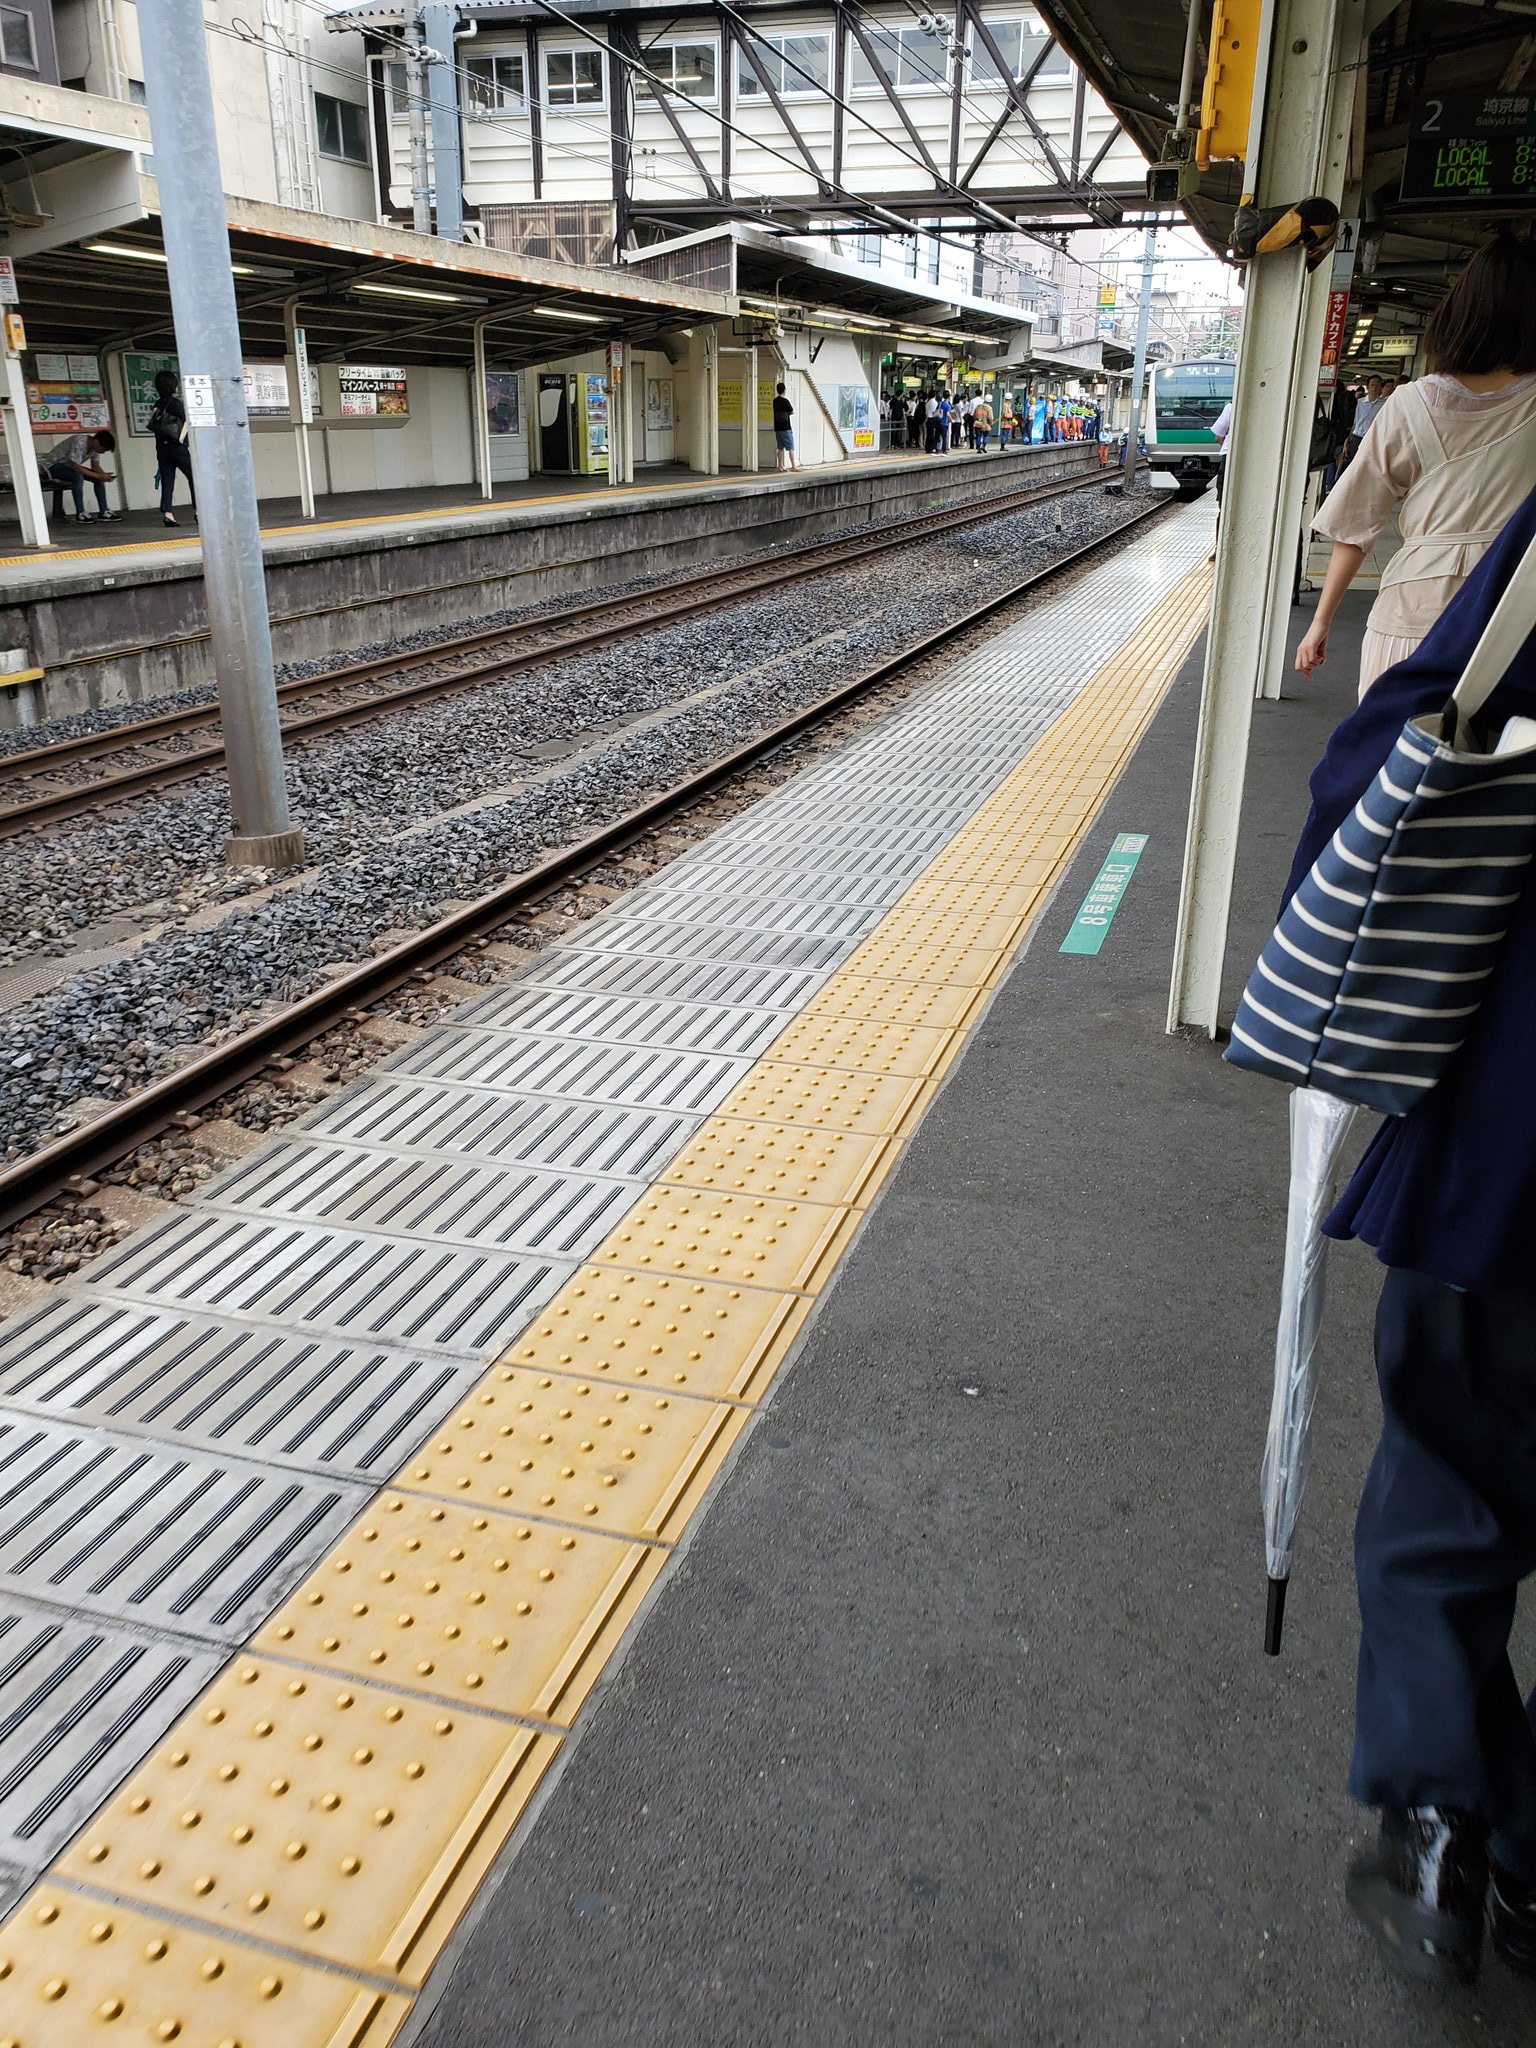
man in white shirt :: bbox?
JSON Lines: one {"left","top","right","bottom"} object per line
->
{"left": 38, "top": 430, "right": 119, "bottom": 523}
{"left": 1340, "top": 375, "right": 1396, "bottom": 479}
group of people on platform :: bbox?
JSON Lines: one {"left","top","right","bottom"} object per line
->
{"left": 888, "top": 388, "right": 1102, "bottom": 456}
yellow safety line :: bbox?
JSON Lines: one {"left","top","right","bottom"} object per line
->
{"left": 0, "top": 559, "right": 1212, "bottom": 2043}
{"left": 0, "top": 450, "right": 947, "bottom": 570}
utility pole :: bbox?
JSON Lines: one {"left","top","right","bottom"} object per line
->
{"left": 137, "top": 0, "right": 305, "bottom": 867}
{"left": 1119, "top": 220, "right": 1158, "bottom": 490}
{"left": 404, "top": 0, "right": 433, "bottom": 235}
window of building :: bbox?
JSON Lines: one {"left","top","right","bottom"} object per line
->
{"left": 0, "top": 6, "right": 36, "bottom": 70}
{"left": 544, "top": 47, "right": 606, "bottom": 108}
{"left": 735, "top": 32, "right": 830, "bottom": 99}
{"left": 856, "top": 230, "right": 882, "bottom": 265}
{"left": 904, "top": 235, "right": 919, "bottom": 277}
{"left": 637, "top": 40, "right": 718, "bottom": 102}
{"left": 127, "top": 77, "right": 146, "bottom": 103}
{"left": 970, "top": 15, "right": 1070, "bottom": 84}
{"left": 849, "top": 24, "right": 953, "bottom": 93}
{"left": 315, "top": 92, "right": 370, "bottom": 164}
{"left": 372, "top": 58, "right": 411, "bottom": 117}
{"left": 466, "top": 53, "right": 527, "bottom": 114}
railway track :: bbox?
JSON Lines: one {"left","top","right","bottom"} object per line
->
{"left": 0, "top": 466, "right": 1104, "bottom": 839}
{"left": 0, "top": 494, "right": 1167, "bottom": 1234}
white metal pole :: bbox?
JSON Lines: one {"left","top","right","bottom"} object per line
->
{"left": 1119, "top": 221, "right": 1157, "bottom": 491}
{"left": 138, "top": 0, "right": 305, "bottom": 867}
{"left": 473, "top": 315, "right": 492, "bottom": 500}
{"left": 2, "top": 351, "right": 50, "bottom": 549}
{"left": 285, "top": 298, "right": 315, "bottom": 520}
{"left": 744, "top": 344, "right": 759, "bottom": 471}
{"left": 1166, "top": 0, "right": 1361, "bottom": 1034}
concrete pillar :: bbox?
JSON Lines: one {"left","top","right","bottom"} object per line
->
{"left": 138, "top": 0, "right": 304, "bottom": 868}
{"left": 1166, "top": 0, "right": 1362, "bottom": 1036}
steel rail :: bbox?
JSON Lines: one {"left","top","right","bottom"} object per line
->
{"left": 0, "top": 494, "right": 1168, "bottom": 1231}
{"left": 0, "top": 465, "right": 1099, "bottom": 834}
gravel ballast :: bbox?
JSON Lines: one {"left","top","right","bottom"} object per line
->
{"left": 0, "top": 492, "right": 1149, "bottom": 1158}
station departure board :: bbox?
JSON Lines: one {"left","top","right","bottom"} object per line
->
{"left": 1400, "top": 89, "right": 1536, "bottom": 206}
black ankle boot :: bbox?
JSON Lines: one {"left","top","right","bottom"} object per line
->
{"left": 1347, "top": 1807, "right": 1487, "bottom": 1985}
{"left": 1489, "top": 1859, "right": 1536, "bottom": 1977}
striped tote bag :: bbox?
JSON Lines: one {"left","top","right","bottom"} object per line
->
{"left": 1225, "top": 536, "right": 1536, "bottom": 1115}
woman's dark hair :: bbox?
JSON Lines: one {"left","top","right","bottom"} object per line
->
{"left": 1423, "top": 230, "right": 1536, "bottom": 375}
{"left": 153, "top": 369, "right": 179, "bottom": 395}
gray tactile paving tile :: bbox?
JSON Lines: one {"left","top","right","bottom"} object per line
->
{"left": 507, "top": 952, "right": 829, "bottom": 1012}
{"left": 0, "top": 1595, "right": 220, "bottom": 1869}
{"left": 203, "top": 1140, "right": 640, "bottom": 1259}
{"left": 297, "top": 1081, "right": 694, "bottom": 1180}
{"left": 88, "top": 1212, "right": 569, "bottom": 1359}
{"left": 0, "top": 1415, "right": 360, "bottom": 1638}
{"left": 0, "top": 1298, "right": 473, "bottom": 1482}
{"left": 380, "top": 1028, "right": 755, "bottom": 1114}
{"left": 449, "top": 987, "right": 792, "bottom": 1059}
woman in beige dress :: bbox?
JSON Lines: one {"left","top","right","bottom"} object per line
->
{"left": 1295, "top": 231, "right": 1536, "bottom": 696}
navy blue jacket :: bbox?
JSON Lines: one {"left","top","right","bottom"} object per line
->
{"left": 1280, "top": 486, "right": 1536, "bottom": 1294}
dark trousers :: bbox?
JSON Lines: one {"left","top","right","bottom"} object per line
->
{"left": 157, "top": 437, "right": 195, "bottom": 514}
{"left": 44, "top": 463, "right": 107, "bottom": 518}
{"left": 1352, "top": 1267, "right": 1536, "bottom": 1880}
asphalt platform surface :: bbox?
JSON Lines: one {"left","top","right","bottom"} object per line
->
{"left": 411, "top": 590, "right": 1535, "bottom": 2047}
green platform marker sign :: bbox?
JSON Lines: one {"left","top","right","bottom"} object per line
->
{"left": 1060, "top": 833, "right": 1148, "bottom": 955}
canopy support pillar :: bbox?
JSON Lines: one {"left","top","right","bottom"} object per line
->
{"left": 1166, "top": 0, "right": 1363, "bottom": 1037}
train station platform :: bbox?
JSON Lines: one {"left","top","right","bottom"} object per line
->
{"left": 0, "top": 503, "right": 1505, "bottom": 2046}
{"left": 0, "top": 441, "right": 1101, "bottom": 727}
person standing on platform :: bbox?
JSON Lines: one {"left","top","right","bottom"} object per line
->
{"left": 1296, "top": 230, "right": 1536, "bottom": 696}
{"left": 906, "top": 395, "right": 922, "bottom": 449}
{"left": 973, "top": 395, "right": 994, "bottom": 451}
{"left": 923, "top": 390, "right": 940, "bottom": 453}
{"left": 149, "top": 370, "right": 196, "bottom": 527}
{"left": 936, "top": 390, "right": 953, "bottom": 452}
{"left": 771, "top": 382, "right": 801, "bottom": 473}
{"left": 1269, "top": 489, "right": 1536, "bottom": 1989}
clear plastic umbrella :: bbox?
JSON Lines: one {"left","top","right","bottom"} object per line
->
{"left": 1262, "top": 1085, "right": 1358, "bottom": 1655}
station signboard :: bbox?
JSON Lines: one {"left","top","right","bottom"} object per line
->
{"left": 1400, "top": 89, "right": 1536, "bottom": 206}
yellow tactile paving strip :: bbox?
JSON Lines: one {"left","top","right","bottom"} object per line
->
{"left": 0, "top": 558, "right": 1210, "bottom": 2044}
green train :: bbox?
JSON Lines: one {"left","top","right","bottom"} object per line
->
{"left": 1145, "top": 357, "right": 1236, "bottom": 498}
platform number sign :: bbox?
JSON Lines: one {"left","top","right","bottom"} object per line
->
{"left": 1060, "top": 834, "right": 1149, "bottom": 955}
{"left": 1400, "top": 89, "right": 1536, "bottom": 205}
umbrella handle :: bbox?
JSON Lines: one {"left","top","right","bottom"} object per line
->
{"left": 1265, "top": 1576, "right": 1289, "bottom": 1657}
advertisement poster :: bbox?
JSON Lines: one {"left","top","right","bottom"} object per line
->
{"left": 124, "top": 351, "right": 180, "bottom": 434}
{"left": 718, "top": 378, "right": 743, "bottom": 426}
{"left": 757, "top": 380, "right": 777, "bottom": 425}
{"left": 582, "top": 370, "right": 609, "bottom": 473}
{"left": 485, "top": 372, "right": 521, "bottom": 435}
{"left": 645, "top": 377, "right": 673, "bottom": 432}
{"left": 26, "top": 353, "right": 109, "bottom": 429}
{"left": 340, "top": 365, "right": 410, "bottom": 416}
{"left": 820, "top": 383, "right": 877, "bottom": 452}
{"left": 1317, "top": 222, "right": 1357, "bottom": 390}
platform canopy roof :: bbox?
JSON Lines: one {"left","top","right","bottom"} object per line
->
{"left": 6, "top": 177, "right": 734, "bottom": 368}
{"left": 627, "top": 221, "right": 1034, "bottom": 354}
{"left": 1035, "top": 0, "right": 1536, "bottom": 341}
